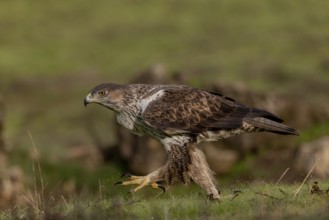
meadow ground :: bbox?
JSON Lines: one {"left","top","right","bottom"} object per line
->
{"left": 1, "top": 181, "right": 329, "bottom": 220}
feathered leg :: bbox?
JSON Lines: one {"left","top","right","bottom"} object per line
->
{"left": 187, "top": 144, "right": 221, "bottom": 200}
{"left": 164, "top": 143, "right": 220, "bottom": 200}
{"left": 116, "top": 142, "right": 220, "bottom": 200}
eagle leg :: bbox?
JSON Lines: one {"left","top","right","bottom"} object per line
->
{"left": 187, "top": 146, "right": 221, "bottom": 201}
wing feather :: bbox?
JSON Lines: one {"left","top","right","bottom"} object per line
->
{"left": 142, "top": 87, "right": 268, "bottom": 135}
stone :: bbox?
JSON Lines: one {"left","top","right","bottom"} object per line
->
{"left": 295, "top": 136, "right": 329, "bottom": 179}
{"left": 202, "top": 142, "right": 239, "bottom": 174}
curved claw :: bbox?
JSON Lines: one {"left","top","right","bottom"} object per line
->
{"left": 156, "top": 180, "right": 166, "bottom": 185}
{"left": 208, "top": 194, "right": 221, "bottom": 202}
{"left": 233, "top": 190, "right": 242, "bottom": 195}
{"left": 120, "top": 173, "right": 132, "bottom": 178}
{"left": 115, "top": 181, "right": 123, "bottom": 186}
{"left": 158, "top": 185, "right": 166, "bottom": 193}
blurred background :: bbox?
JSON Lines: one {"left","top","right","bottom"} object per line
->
{"left": 0, "top": 0, "right": 329, "bottom": 207}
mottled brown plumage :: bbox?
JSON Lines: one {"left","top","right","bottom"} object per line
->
{"left": 84, "top": 83, "right": 298, "bottom": 200}
{"left": 142, "top": 86, "right": 297, "bottom": 136}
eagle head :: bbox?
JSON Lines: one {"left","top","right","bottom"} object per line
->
{"left": 84, "top": 83, "right": 125, "bottom": 112}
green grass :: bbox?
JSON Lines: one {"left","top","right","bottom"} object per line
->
{"left": 298, "top": 122, "right": 329, "bottom": 143}
{"left": 1, "top": 0, "right": 329, "bottom": 88}
{"left": 2, "top": 182, "right": 329, "bottom": 219}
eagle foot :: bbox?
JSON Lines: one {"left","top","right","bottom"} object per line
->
{"left": 218, "top": 190, "right": 242, "bottom": 201}
{"left": 208, "top": 193, "right": 221, "bottom": 202}
{"left": 115, "top": 175, "right": 165, "bottom": 193}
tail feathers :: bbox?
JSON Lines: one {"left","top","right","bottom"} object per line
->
{"left": 244, "top": 117, "right": 299, "bottom": 135}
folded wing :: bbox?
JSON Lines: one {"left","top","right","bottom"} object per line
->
{"left": 142, "top": 87, "right": 298, "bottom": 136}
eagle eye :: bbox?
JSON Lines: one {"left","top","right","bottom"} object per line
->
{"left": 98, "top": 90, "right": 107, "bottom": 97}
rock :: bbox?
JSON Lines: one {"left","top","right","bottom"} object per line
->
{"left": 0, "top": 95, "right": 24, "bottom": 206}
{"left": 295, "top": 136, "right": 329, "bottom": 179}
{"left": 117, "top": 127, "right": 166, "bottom": 174}
{"left": 201, "top": 142, "right": 239, "bottom": 174}
{"left": 0, "top": 166, "right": 24, "bottom": 207}
{"left": 66, "top": 139, "right": 104, "bottom": 170}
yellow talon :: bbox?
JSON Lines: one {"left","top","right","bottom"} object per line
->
{"left": 115, "top": 175, "right": 165, "bottom": 193}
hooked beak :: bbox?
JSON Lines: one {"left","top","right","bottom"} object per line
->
{"left": 84, "top": 93, "right": 92, "bottom": 107}
{"left": 84, "top": 98, "right": 89, "bottom": 107}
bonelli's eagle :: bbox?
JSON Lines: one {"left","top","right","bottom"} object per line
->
{"left": 84, "top": 83, "right": 298, "bottom": 200}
